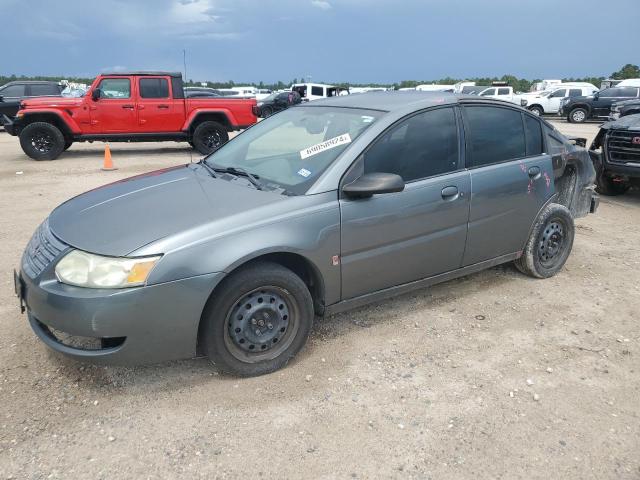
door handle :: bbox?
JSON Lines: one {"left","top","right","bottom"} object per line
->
{"left": 122, "top": 104, "right": 134, "bottom": 109}
{"left": 157, "top": 105, "right": 169, "bottom": 109}
{"left": 441, "top": 186, "right": 459, "bottom": 200}
{"left": 528, "top": 166, "right": 541, "bottom": 179}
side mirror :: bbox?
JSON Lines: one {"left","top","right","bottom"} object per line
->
{"left": 91, "top": 88, "right": 101, "bottom": 101}
{"left": 343, "top": 172, "right": 405, "bottom": 198}
{"left": 593, "top": 92, "right": 599, "bottom": 100}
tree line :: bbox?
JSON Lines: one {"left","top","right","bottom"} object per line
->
{"left": 2, "top": 64, "right": 638, "bottom": 92}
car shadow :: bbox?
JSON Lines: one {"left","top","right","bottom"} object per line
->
{"left": 44, "top": 263, "right": 518, "bottom": 393}
{"left": 61, "top": 146, "right": 196, "bottom": 158}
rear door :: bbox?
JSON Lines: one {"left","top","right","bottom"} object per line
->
{"left": 461, "top": 105, "right": 553, "bottom": 266}
{"left": 340, "top": 106, "right": 471, "bottom": 299}
{"left": 89, "top": 77, "right": 138, "bottom": 133}
{"left": 136, "top": 76, "right": 184, "bottom": 132}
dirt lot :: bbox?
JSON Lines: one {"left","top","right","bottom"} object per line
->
{"left": 0, "top": 121, "right": 638, "bottom": 479}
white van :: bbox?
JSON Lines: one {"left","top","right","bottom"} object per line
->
{"left": 291, "top": 83, "right": 347, "bottom": 101}
{"left": 415, "top": 84, "right": 455, "bottom": 92}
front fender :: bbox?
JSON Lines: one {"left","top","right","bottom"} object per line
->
{"left": 20, "top": 109, "right": 81, "bottom": 134}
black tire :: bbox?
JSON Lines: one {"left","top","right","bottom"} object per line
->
{"left": 191, "top": 121, "right": 229, "bottom": 156}
{"left": 529, "top": 105, "right": 544, "bottom": 116}
{"left": 596, "top": 174, "right": 630, "bottom": 196}
{"left": 261, "top": 106, "right": 273, "bottom": 118}
{"left": 515, "top": 203, "right": 575, "bottom": 279}
{"left": 568, "top": 108, "right": 588, "bottom": 123}
{"left": 19, "top": 122, "right": 65, "bottom": 160}
{"left": 63, "top": 140, "right": 73, "bottom": 151}
{"left": 201, "top": 262, "right": 314, "bottom": 376}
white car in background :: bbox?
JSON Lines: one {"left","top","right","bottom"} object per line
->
{"left": 291, "top": 83, "right": 348, "bottom": 101}
{"left": 521, "top": 84, "right": 599, "bottom": 116}
{"left": 477, "top": 86, "right": 524, "bottom": 106}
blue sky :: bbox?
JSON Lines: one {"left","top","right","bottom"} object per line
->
{"left": 1, "top": 0, "right": 638, "bottom": 84}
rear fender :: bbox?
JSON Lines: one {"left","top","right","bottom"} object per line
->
{"left": 182, "top": 109, "right": 235, "bottom": 132}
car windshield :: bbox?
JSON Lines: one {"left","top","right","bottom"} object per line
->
{"left": 205, "top": 106, "right": 383, "bottom": 195}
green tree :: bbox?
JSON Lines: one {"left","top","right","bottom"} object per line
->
{"left": 611, "top": 64, "right": 640, "bottom": 80}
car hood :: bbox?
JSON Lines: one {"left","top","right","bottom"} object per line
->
{"left": 48, "top": 164, "right": 285, "bottom": 256}
{"left": 21, "top": 97, "right": 82, "bottom": 109}
{"left": 599, "top": 113, "right": 640, "bottom": 132}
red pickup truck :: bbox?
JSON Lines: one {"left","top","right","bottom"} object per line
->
{"left": 3, "top": 71, "right": 257, "bottom": 160}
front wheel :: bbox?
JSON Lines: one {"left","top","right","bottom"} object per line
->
{"left": 596, "top": 174, "right": 630, "bottom": 196}
{"left": 19, "top": 122, "right": 65, "bottom": 160}
{"left": 568, "top": 108, "right": 588, "bottom": 123}
{"left": 529, "top": 105, "right": 543, "bottom": 116}
{"left": 261, "top": 106, "right": 273, "bottom": 118}
{"left": 515, "top": 203, "right": 575, "bottom": 279}
{"left": 201, "top": 262, "right": 314, "bottom": 376}
{"left": 191, "top": 121, "right": 229, "bottom": 156}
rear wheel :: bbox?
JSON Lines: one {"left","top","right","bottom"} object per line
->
{"left": 596, "top": 174, "right": 630, "bottom": 196}
{"left": 192, "top": 121, "right": 229, "bottom": 155}
{"left": 261, "top": 106, "right": 273, "bottom": 118}
{"left": 515, "top": 203, "right": 575, "bottom": 279}
{"left": 529, "top": 105, "right": 544, "bottom": 116}
{"left": 568, "top": 108, "right": 587, "bottom": 123}
{"left": 19, "top": 122, "right": 65, "bottom": 160}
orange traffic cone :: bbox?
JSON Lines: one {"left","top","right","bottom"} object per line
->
{"left": 101, "top": 143, "right": 117, "bottom": 171}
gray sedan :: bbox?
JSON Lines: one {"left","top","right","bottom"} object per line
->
{"left": 14, "top": 92, "right": 599, "bottom": 376}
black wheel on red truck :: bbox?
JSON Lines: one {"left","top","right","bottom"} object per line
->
{"left": 192, "top": 121, "right": 229, "bottom": 155}
{"left": 19, "top": 122, "right": 65, "bottom": 160}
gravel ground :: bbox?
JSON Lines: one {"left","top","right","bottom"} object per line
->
{"left": 0, "top": 121, "right": 638, "bottom": 479}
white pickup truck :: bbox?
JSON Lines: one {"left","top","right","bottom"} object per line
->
{"left": 477, "top": 86, "right": 525, "bottom": 106}
{"left": 520, "top": 85, "right": 599, "bottom": 116}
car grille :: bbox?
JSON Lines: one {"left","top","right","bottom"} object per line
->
{"left": 606, "top": 130, "right": 640, "bottom": 165}
{"left": 22, "top": 219, "right": 68, "bottom": 278}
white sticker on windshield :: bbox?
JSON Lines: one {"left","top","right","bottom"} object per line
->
{"left": 297, "top": 168, "right": 312, "bottom": 178}
{"left": 300, "top": 133, "right": 352, "bottom": 160}
{"left": 361, "top": 116, "right": 375, "bottom": 123}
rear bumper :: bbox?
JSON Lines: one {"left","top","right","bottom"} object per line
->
{"left": 19, "top": 268, "right": 223, "bottom": 366}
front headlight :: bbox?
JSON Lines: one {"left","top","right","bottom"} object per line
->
{"left": 55, "top": 250, "right": 161, "bottom": 288}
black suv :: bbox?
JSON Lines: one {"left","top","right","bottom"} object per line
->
{"left": 590, "top": 114, "right": 640, "bottom": 195}
{"left": 559, "top": 86, "right": 640, "bottom": 123}
{"left": 0, "top": 81, "right": 64, "bottom": 122}
{"left": 609, "top": 98, "right": 640, "bottom": 120}
{"left": 255, "top": 91, "right": 301, "bottom": 118}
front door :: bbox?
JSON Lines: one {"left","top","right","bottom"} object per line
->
{"left": 461, "top": 105, "right": 554, "bottom": 266}
{"left": 136, "top": 76, "right": 184, "bottom": 132}
{"left": 547, "top": 88, "right": 567, "bottom": 113}
{"left": 89, "top": 77, "right": 137, "bottom": 133}
{"left": 340, "top": 107, "right": 470, "bottom": 299}
{"left": 592, "top": 87, "right": 639, "bottom": 117}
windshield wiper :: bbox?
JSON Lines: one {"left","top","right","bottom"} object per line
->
{"left": 208, "top": 164, "right": 264, "bottom": 190}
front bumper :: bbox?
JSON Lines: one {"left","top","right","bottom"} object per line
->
{"left": 19, "top": 268, "right": 224, "bottom": 366}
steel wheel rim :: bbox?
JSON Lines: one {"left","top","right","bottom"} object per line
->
{"left": 223, "top": 286, "right": 299, "bottom": 363}
{"left": 31, "top": 130, "right": 54, "bottom": 153}
{"left": 538, "top": 219, "right": 566, "bottom": 267}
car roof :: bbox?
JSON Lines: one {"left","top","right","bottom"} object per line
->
{"left": 101, "top": 71, "right": 182, "bottom": 78}
{"left": 304, "top": 91, "right": 518, "bottom": 112}
{"left": 2, "top": 80, "right": 61, "bottom": 86}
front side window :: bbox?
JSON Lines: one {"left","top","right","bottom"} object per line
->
{"left": 363, "top": 107, "right": 459, "bottom": 182}
{"left": 497, "top": 88, "right": 510, "bottom": 95}
{"left": 568, "top": 89, "right": 582, "bottom": 97}
{"left": 30, "top": 84, "right": 60, "bottom": 96}
{"left": 139, "top": 78, "right": 169, "bottom": 98}
{"left": 464, "top": 106, "right": 526, "bottom": 167}
{"left": 549, "top": 89, "right": 567, "bottom": 98}
{"left": 598, "top": 87, "right": 637, "bottom": 98}
{"left": 206, "top": 107, "right": 382, "bottom": 195}
{"left": 480, "top": 88, "right": 496, "bottom": 96}
{"left": 0, "top": 84, "right": 25, "bottom": 97}
{"left": 311, "top": 86, "right": 323, "bottom": 96}
{"left": 97, "top": 78, "right": 130, "bottom": 99}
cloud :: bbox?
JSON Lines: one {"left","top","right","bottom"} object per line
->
{"left": 311, "top": 0, "right": 332, "bottom": 10}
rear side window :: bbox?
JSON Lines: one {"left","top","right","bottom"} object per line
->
{"left": 545, "top": 126, "right": 566, "bottom": 156}
{"left": 524, "top": 115, "right": 543, "bottom": 156}
{"left": 97, "top": 78, "right": 130, "bottom": 98}
{"left": 364, "top": 107, "right": 459, "bottom": 182}
{"left": 0, "top": 84, "right": 25, "bottom": 97}
{"left": 139, "top": 78, "right": 169, "bottom": 98}
{"left": 30, "top": 84, "right": 60, "bottom": 96}
{"left": 311, "top": 86, "right": 323, "bottom": 96}
{"left": 464, "top": 106, "right": 526, "bottom": 167}
{"left": 568, "top": 89, "right": 582, "bottom": 97}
